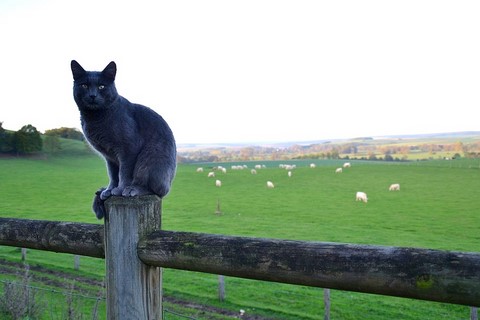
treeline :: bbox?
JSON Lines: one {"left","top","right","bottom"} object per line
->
{"left": 0, "top": 122, "right": 84, "bottom": 156}
{"left": 178, "top": 139, "right": 480, "bottom": 163}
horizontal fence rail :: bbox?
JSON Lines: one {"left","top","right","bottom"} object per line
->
{"left": 1, "top": 217, "right": 479, "bottom": 307}
{"left": 0, "top": 218, "right": 104, "bottom": 258}
{"left": 138, "top": 230, "right": 480, "bottom": 307}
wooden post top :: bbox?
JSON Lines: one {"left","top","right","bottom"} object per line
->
{"left": 105, "top": 195, "right": 161, "bottom": 206}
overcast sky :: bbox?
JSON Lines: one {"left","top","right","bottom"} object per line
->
{"left": 1, "top": 1, "right": 479, "bottom": 144}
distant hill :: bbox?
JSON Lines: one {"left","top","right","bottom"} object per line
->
{"left": 177, "top": 131, "right": 480, "bottom": 163}
{"left": 177, "top": 131, "right": 480, "bottom": 150}
{"left": 376, "top": 131, "right": 480, "bottom": 140}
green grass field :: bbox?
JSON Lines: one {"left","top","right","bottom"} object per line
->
{"left": 0, "top": 146, "right": 479, "bottom": 319}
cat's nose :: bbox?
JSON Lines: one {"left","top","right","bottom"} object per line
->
{"left": 90, "top": 95, "right": 96, "bottom": 101}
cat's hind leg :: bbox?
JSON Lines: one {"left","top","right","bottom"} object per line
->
{"left": 131, "top": 147, "right": 176, "bottom": 198}
{"left": 146, "top": 163, "right": 176, "bottom": 199}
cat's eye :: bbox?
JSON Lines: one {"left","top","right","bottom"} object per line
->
{"left": 98, "top": 85, "right": 105, "bottom": 90}
{"left": 81, "top": 84, "right": 88, "bottom": 89}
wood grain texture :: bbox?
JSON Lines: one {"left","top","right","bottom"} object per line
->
{"left": 1, "top": 214, "right": 479, "bottom": 308}
{"left": 138, "top": 230, "right": 480, "bottom": 307}
{"left": 104, "top": 195, "right": 162, "bottom": 320}
{"left": 0, "top": 218, "right": 104, "bottom": 258}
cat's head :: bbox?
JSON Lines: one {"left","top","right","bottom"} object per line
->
{"left": 71, "top": 60, "right": 119, "bottom": 111}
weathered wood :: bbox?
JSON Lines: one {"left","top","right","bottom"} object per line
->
{"left": 74, "top": 255, "right": 80, "bottom": 270}
{"left": 2, "top": 216, "right": 480, "bottom": 309}
{"left": 324, "top": 288, "right": 330, "bottom": 320}
{"left": 104, "top": 195, "right": 162, "bottom": 320}
{"left": 472, "top": 307, "right": 478, "bottom": 320}
{"left": 0, "top": 218, "right": 104, "bottom": 258}
{"left": 218, "top": 275, "right": 226, "bottom": 302}
{"left": 138, "top": 230, "right": 480, "bottom": 307}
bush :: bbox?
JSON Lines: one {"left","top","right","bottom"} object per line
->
{"left": 0, "top": 265, "right": 44, "bottom": 319}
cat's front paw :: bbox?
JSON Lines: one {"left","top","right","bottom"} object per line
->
{"left": 100, "top": 188, "right": 112, "bottom": 200}
{"left": 122, "top": 186, "right": 148, "bottom": 197}
{"left": 111, "top": 187, "right": 124, "bottom": 196}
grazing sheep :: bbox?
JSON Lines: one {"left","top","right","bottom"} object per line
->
{"left": 343, "top": 162, "right": 351, "bottom": 168}
{"left": 208, "top": 172, "right": 215, "bottom": 178}
{"left": 389, "top": 183, "right": 400, "bottom": 191}
{"left": 215, "top": 180, "right": 222, "bottom": 187}
{"left": 255, "top": 164, "right": 262, "bottom": 170}
{"left": 196, "top": 167, "right": 204, "bottom": 173}
{"left": 335, "top": 168, "right": 343, "bottom": 173}
{"left": 288, "top": 171, "right": 292, "bottom": 177}
{"left": 251, "top": 169, "right": 257, "bottom": 175}
{"left": 310, "top": 163, "right": 316, "bottom": 168}
{"left": 267, "top": 181, "right": 275, "bottom": 188}
{"left": 356, "top": 191, "right": 368, "bottom": 203}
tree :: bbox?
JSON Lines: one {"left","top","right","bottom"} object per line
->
{"left": 44, "top": 127, "right": 84, "bottom": 141}
{"left": 0, "top": 122, "right": 14, "bottom": 153}
{"left": 43, "top": 134, "right": 61, "bottom": 153}
{"left": 330, "top": 149, "right": 340, "bottom": 159}
{"left": 13, "top": 125, "right": 42, "bottom": 154}
{"left": 384, "top": 154, "right": 394, "bottom": 161}
{"left": 368, "top": 152, "right": 377, "bottom": 160}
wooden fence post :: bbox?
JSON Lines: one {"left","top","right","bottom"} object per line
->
{"left": 218, "top": 275, "right": 226, "bottom": 302}
{"left": 21, "top": 248, "right": 27, "bottom": 262}
{"left": 324, "top": 288, "right": 330, "bottom": 320}
{"left": 104, "top": 195, "right": 162, "bottom": 320}
{"left": 74, "top": 255, "right": 80, "bottom": 270}
{"left": 472, "top": 307, "right": 478, "bottom": 320}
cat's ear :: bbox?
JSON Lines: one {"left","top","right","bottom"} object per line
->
{"left": 102, "top": 61, "right": 117, "bottom": 81}
{"left": 71, "top": 60, "right": 86, "bottom": 81}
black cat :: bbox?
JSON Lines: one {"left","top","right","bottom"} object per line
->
{"left": 71, "top": 60, "right": 176, "bottom": 219}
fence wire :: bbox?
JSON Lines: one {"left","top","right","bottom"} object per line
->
{"left": 163, "top": 308, "right": 198, "bottom": 320}
{"left": 0, "top": 278, "right": 211, "bottom": 320}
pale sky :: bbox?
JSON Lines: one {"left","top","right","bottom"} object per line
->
{"left": 1, "top": 1, "right": 479, "bottom": 144}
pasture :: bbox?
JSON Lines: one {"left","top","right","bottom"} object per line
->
{"left": 0, "top": 154, "right": 479, "bottom": 319}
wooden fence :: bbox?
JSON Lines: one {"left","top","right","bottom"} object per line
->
{"left": 0, "top": 195, "right": 479, "bottom": 319}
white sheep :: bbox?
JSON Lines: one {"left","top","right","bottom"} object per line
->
{"left": 251, "top": 169, "right": 257, "bottom": 175}
{"left": 267, "top": 181, "right": 275, "bottom": 188}
{"left": 310, "top": 163, "right": 316, "bottom": 168}
{"left": 208, "top": 172, "right": 215, "bottom": 178}
{"left": 343, "top": 162, "right": 351, "bottom": 168}
{"left": 288, "top": 171, "right": 292, "bottom": 177}
{"left": 356, "top": 191, "right": 368, "bottom": 203}
{"left": 255, "top": 164, "right": 262, "bottom": 170}
{"left": 389, "top": 183, "right": 400, "bottom": 191}
{"left": 215, "top": 179, "right": 222, "bottom": 187}
{"left": 196, "top": 167, "right": 204, "bottom": 173}
{"left": 335, "top": 168, "right": 343, "bottom": 173}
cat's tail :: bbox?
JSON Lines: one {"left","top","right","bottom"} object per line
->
{"left": 92, "top": 188, "right": 106, "bottom": 219}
